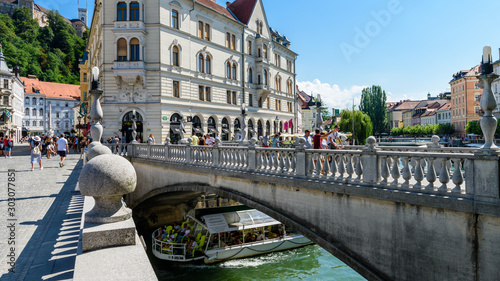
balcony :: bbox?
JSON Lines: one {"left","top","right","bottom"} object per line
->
{"left": 114, "top": 21, "right": 145, "bottom": 31}
{"left": 113, "top": 61, "right": 146, "bottom": 86}
{"left": 114, "top": 61, "right": 145, "bottom": 70}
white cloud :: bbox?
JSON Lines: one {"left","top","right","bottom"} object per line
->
{"left": 297, "top": 79, "right": 367, "bottom": 110}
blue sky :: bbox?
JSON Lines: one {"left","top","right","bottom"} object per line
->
{"left": 43, "top": 0, "right": 500, "bottom": 110}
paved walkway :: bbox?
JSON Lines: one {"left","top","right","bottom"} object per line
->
{"left": 0, "top": 144, "right": 83, "bottom": 280}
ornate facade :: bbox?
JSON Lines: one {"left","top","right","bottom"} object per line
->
{"left": 86, "top": 0, "right": 297, "bottom": 143}
{"left": 0, "top": 46, "right": 24, "bottom": 141}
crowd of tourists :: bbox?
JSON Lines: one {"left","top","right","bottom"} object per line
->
{"left": 156, "top": 221, "right": 202, "bottom": 257}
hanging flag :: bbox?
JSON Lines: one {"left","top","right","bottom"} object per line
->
{"left": 5, "top": 109, "right": 11, "bottom": 119}
{"left": 284, "top": 120, "right": 288, "bottom": 131}
{"left": 289, "top": 119, "right": 293, "bottom": 129}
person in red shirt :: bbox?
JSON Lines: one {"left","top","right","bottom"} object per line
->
{"left": 312, "top": 129, "right": 335, "bottom": 149}
{"left": 4, "top": 135, "right": 13, "bottom": 158}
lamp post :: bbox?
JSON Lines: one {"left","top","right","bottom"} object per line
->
{"left": 240, "top": 103, "right": 247, "bottom": 145}
{"left": 275, "top": 116, "right": 279, "bottom": 134}
{"left": 477, "top": 46, "right": 499, "bottom": 151}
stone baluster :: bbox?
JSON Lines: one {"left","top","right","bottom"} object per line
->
{"left": 438, "top": 158, "right": 450, "bottom": 192}
{"left": 355, "top": 155, "right": 363, "bottom": 182}
{"left": 272, "top": 153, "right": 279, "bottom": 172}
{"left": 278, "top": 153, "right": 284, "bottom": 173}
{"left": 323, "top": 153, "right": 331, "bottom": 178}
{"left": 425, "top": 158, "right": 437, "bottom": 191}
{"left": 247, "top": 139, "right": 257, "bottom": 171}
{"left": 314, "top": 153, "right": 322, "bottom": 176}
{"left": 346, "top": 154, "right": 354, "bottom": 180}
{"left": 390, "top": 156, "right": 400, "bottom": 187}
{"left": 381, "top": 156, "right": 390, "bottom": 185}
{"left": 451, "top": 159, "right": 464, "bottom": 194}
{"left": 330, "top": 155, "right": 338, "bottom": 178}
{"left": 186, "top": 142, "right": 192, "bottom": 163}
{"left": 307, "top": 152, "right": 315, "bottom": 176}
{"left": 256, "top": 151, "right": 262, "bottom": 170}
{"left": 338, "top": 155, "right": 345, "bottom": 179}
{"left": 284, "top": 152, "right": 291, "bottom": 174}
{"left": 401, "top": 157, "right": 411, "bottom": 189}
{"left": 213, "top": 143, "right": 220, "bottom": 167}
{"left": 164, "top": 140, "right": 169, "bottom": 161}
{"left": 413, "top": 156, "right": 424, "bottom": 190}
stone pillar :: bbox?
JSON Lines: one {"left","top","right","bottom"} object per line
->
{"left": 186, "top": 140, "right": 192, "bottom": 163}
{"left": 295, "top": 137, "right": 307, "bottom": 176}
{"left": 427, "top": 135, "right": 442, "bottom": 149}
{"left": 248, "top": 137, "right": 258, "bottom": 170}
{"left": 164, "top": 139, "right": 170, "bottom": 160}
{"left": 361, "top": 136, "right": 381, "bottom": 184}
{"left": 147, "top": 142, "right": 151, "bottom": 158}
{"left": 212, "top": 140, "right": 220, "bottom": 166}
{"left": 473, "top": 152, "right": 500, "bottom": 202}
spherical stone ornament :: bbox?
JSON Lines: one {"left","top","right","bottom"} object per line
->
{"left": 431, "top": 135, "right": 440, "bottom": 144}
{"left": 366, "top": 136, "right": 377, "bottom": 147}
{"left": 79, "top": 154, "right": 137, "bottom": 224}
{"left": 298, "top": 137, "right": 306, "bottom": 145}
{"left": 87, "top": 143, "right": 112, "bottom": 161}
{"left": 250, "top": 137, "right": 258, "bottom": 145}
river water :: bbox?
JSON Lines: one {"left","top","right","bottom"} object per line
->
{"left": 148, "top": 244, "right": 367, "bottom": 281}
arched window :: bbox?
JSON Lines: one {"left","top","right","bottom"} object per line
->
{"left": 248, "top": 41, "right": 252, "bottom": 55}
{"left": 172, "top": 46, "right": 179, "bottom": 66}
{"left": 263, "top": 44, "right": 268, "bottom": 59}
{"left": 130, "top": 38, "right": 140, "bottom": 61}
{"left": 287, "top": 80, "right": 293, "bottom": 94}
{"left": 226, "top": 62, "right": 231, "bottom": 79}
{"left": 117, "top": 2, "right": 127, "bottom": 21}
{"left": 32, "top": 97, "right": 36, "bottom": 105}
{"left": 275, "top": 76, "right": 281, "bottom": 91}
{"left": 25, "top": 97, "right": 29, "bottom": 104}
{"left": 248, "top": 68, "right": 253, "bottom": 83}
{"left": 172, "top": 10, "right": 179, "bottom": 29}
{"left": 130, "top": 2, "right": 139, "bottom": 21}
{"left": 264, "top": 70, "right": 268, "bottom": 86}
{"left": 232, "top": 64, "right": 237, "bottom": 80}
{"left": 25, "top": 108, "right": 29, "bottom": 115}
{"left": 117, "top": 38, "right": 127, "bottom": 61}
{"left": 198, "top": 54, "right": 204, "bottom": 73}
{"left": 205, "top": 56, "right": 211, "bottom": 74}
{"left": 39, "top": 109, "right": 43, "bottom": 116}
{"left": 32, "top": 108, "right": 36, "bottom": 116}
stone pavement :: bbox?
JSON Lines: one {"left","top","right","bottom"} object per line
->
{"left": 0, "top": 144, "right": 83, "bottom": 280}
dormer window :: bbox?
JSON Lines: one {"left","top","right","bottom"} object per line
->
{"left": 117, "top": 2, "right": 127, "bottom": 21}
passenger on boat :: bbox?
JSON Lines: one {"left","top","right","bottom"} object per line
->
{"left": 173, "top": 222, "right": 180, "bottom": 233}
{"left": 188, "top": 238, "right": 198, "bottom": 253}
{"left": 256, "top": 231, "right": 267, "bottom": 241}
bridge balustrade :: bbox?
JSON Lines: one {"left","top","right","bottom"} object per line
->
{"left": 102, "top": 142, "right": 500, "bottom": 202}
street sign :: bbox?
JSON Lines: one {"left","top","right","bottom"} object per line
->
{"left": 162, "top": 116, "right": 168, "bottom": 121}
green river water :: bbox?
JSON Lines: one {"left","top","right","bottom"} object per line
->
{"left": 148, "top": 244, "right": 367, "bottom": 281}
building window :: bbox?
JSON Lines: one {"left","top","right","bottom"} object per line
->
{"left": 56, "top": 112, "right": 60, "bottom": 118}
{"left": 39, "top": 121, "right": 43, "bottom": 126}
{"left": 205, "top": 56, "right": 211, "bottom": 74}
{"left": 65, "top": 122, "right": 69, "bottom": 128}
{"left": 275, "top": 76, "right": 281, "bottom": 91}
{"left": 231, "top": 34, "right": 236, "bottom": 50}
{"left": 205, "top": 23, "right": 210, "bottom": 41}
{"left": 274, "top": 54, "right": 280, "bottom": 68}
{"left": 199, "top": 86, "right": 204, "bottom": 101}
{"left": 25, "top": 97, "right": 29, "bottom": 104}
{"left": 130, "top": 38, "right": 140, "bottom": 61}
{"left": 205, "top": 87, "right": 211, "bottom": 102}
{"left": 198, "top": 54, "right": 204, "bottom": 73}
{"left": 276, "top": 99, "right": 281, "bottom": 111}
{"left": 248, "top": 41, "right": 252, "bottom": 55}
{"left": 264, "top": 70, "right": 268, "bottom": 85}
{"left": 249, "top": 94, "right": 253, "bottom": 107}
{"left": 39, "top": 109, "right": 43, "bottom": 116}
{"left": 2, "top": 79, "right": 8, "bottom": 89}
{"left": 32, "top": 108, "right": 36, "bottom": 116}
{"left": 226, "top": 62, "right": 231, "bottom": 79}
{"left": 173, "top": 81, "right": 179, "bottom": 98}
{"left": 65, "top": 103, "right": 69, "bottom": 107}
{"left": 263, "top": 44, "right": 268, "bottom": 59}
{"left": 226, "top": 33, "right": 230, "bottom": 48}
{"left": 65, "top": 112, "right": 69, "bottom": 118}
{"left": 25, "top": 107, "right": 29, "bottom": 115}
{"left": 232, "top": 64, "right": 237, "bottom": 80}
{"left": 287, "top": 102, "right": 292, "bottom": 113}
{"left": 117, "top": 38, "right": 127, "bottom": 61}
{"left": 198, "top": 21, "right": 203, "bottom": 38}
{"left": 172, "top": 10, "right": 179, "bottom": 29}
{"left": 83, "top": 73, "right": 87, "bottom": 82}
{"left": 248, "top": 68, "right": 253, "bottom": 83}
{"left": 172, "top": 45, "right": 179, "bottom": 66}
{"left": 287, "top": 60, "right": 292, "bottom": 72}
{"left": 32, "top": 97, "right": 36, "bottom": 104}
{"left": 475, "top": 94, "right": 481, "bottom": 102}
{"left": 227, "top": 91, "right": 231, "bottom": 104}
{"left": 232, "top": 91, "right": 237, "bottom": 105}
{"left": 117, "top": 2, "right": 127, "bottom": 21}
{"left": 130, "top": 2, "right": 139, "bottom": 21}
{"left": 266, "top": 97, "right": 270, "bottom": 109}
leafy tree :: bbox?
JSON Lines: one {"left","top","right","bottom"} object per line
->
{"left": 465, "top": 120, "right": 482, "bottom": 135}
{"left": 359, "top": 85, "right": 387, "bottom": 135}
{"left": 0, "top": 8, "right": 84, "bottom": 85}
{"left": 338, "top": 109, "right": 373, "bottom": 145}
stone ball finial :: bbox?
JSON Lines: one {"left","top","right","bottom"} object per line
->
{"left": 431, "top": 135, "right": 440, "bottom": 144}
{"left": 187, "top": 137, "right": 193, "bottom": 143}
{"left": 298, "top": 137, "right": 306, "bottom": 145}
{"left": 366, "top": 136, "right": 376, "bottom": 147}
{"left": 164, "top": 137, "right": 171, "bottom": 145}
{"left": 341, "top": 134, "right": 347, "bottom": 141}
{"left": 79, "top": 154, "right": 137, "bottom": 224}
{"left": 87, "top": 142, "right": 112, "bottom": 161}
{"left": 250, "top": 137, "right": 258, "bottom": 145}
{"left": 259, "top": 136, "right": 263, "bottom": 140}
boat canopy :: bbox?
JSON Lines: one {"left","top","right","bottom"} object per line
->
{"left": 203, "top": 209, "right": 280, "bottom": 234}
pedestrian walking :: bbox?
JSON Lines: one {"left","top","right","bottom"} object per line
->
{"left": 147, "top": 134, "right": 155, "bottom": 144}
{"left": 56, "top": 134, "right": 69, "bottom": 167}
{"left": 4, "top": 135, "right": 13, "bottom": 158}
{"left": 30, "top": 136, "right": 43, "bottom": 171}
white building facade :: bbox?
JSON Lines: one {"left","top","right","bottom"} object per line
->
{"left": 86, "top": 0, "right": 297, "bottom": 143}
{"left": 0, "top": 47, "right": 24, "bottom": 141}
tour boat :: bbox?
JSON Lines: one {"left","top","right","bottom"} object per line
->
{"left": 151, "top": 206, "right": 312, "bottom": 264}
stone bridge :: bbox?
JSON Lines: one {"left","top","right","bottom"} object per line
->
{"left": 106, "top": 140, "right": 500, "bottom": 281}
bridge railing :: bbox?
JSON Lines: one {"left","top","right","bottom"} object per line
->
{"left": 119, "top": 141, "right": 498, "bottom": 202}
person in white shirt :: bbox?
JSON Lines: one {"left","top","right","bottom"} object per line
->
{"left": 303, "top": 130, "right": 312, "bottom": 149}
{"left": 326, "top": 125, "right": 344, "bottom": 149}
{"left": 56, "top": 134, "right": 69, "bottom": 167}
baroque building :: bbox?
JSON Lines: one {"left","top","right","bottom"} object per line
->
{"left": 0, "top": 45, "right": 24, "bottom": 141}
{"left": 85, "top": 0, "right": 297, "bottom": 143}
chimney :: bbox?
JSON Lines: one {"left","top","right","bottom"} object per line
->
{"left": 226, "top": 1, "right": 231, "bottom": 7}
{"left": 14, "top": 65, "right": 20, "bottom": 78}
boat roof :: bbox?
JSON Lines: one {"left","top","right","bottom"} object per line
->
{"left": 201, "top": 208, "right": 281, "bottom": 234}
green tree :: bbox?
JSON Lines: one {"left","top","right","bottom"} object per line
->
{"left": 465, "top": 121, "right": 482, "bottom": 135}
{"left": 359, "top": 85, "right": 387, "bottom": 135}
{"left": 338, "top": 109, "right": 373, "bottom": 145}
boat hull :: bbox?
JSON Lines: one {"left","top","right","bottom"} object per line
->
{"left": 204, "top": 235, "right": 312, "bottom": 264}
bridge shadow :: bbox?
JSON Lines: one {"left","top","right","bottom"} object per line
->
{"left": 0, "top": 160, "right": 84, "bottom": 281}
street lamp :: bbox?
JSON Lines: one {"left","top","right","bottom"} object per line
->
{"left": 240, "top": 103, "right": 248, "bottom": 145}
